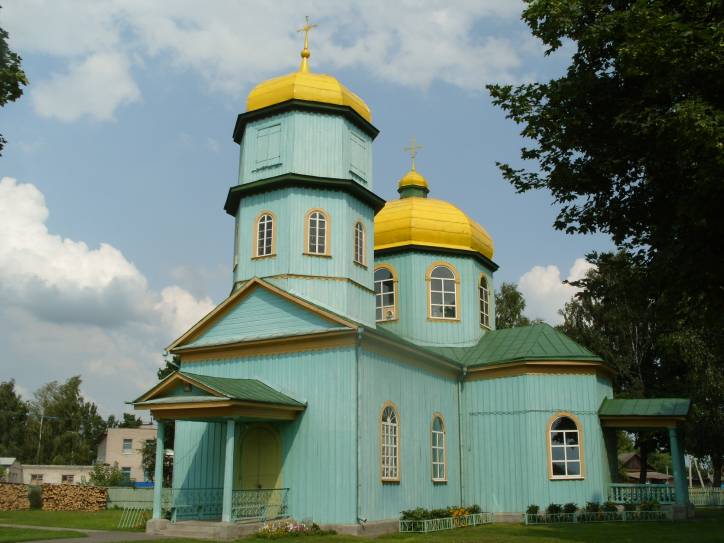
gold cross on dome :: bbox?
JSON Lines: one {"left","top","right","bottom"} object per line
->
{"left": 404, "top": 137, "right": 423, "bottom": 171}
{"left": 297, "top": 16, "right": 318, "bottom": 72}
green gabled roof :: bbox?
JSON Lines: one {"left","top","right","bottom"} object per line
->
{"left": 181, "top": 372, "right": 305, "bottom": 407}
{"left": 599, "top": 398, "right": 691, "bottom": 418}
{"left": 425, "top": 323, "right": 603, "bottom": 368}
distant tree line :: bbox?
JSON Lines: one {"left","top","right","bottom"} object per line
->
{"left": 0, "top": 376, "right": 144, "bottom": 465}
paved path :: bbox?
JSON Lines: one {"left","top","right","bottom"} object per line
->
{"left": 0, "top": 523, "right": 166, "bottom": 543}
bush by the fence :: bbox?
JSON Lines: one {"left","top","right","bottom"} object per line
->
{"left": 0, "top": 482, "right": 30, "bottom": 511}
{"left": 400, "top": 505, "right": 482, "bottom": 521}
{"left": 28, "top": 485, "right": 42, "bottom": 509}
{"left": 41, "top": 483, "right": 107, "bottom": 512}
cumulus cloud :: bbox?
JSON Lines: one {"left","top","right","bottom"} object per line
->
{"left": 0, "top": 177, "right": 214, "bottom": 414}
{"left": 518, "top": 258, "right": 595, "bottom": 325}
{"left": 3, "top": 0, "right": 531, "bottom": 121}
{"left": 30, "top": 52, "right": 141, "bottom": 122}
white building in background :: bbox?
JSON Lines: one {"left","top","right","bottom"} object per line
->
{"left": 97, "top": 424, "right": 156, "bottom": 483}
{"left": 21, "top": 464, "right": 94, "bottom": 485}
{"left": 0, "top": 457, "right": 23, "bottom": 483}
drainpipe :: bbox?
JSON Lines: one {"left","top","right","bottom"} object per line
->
{"left": 355, "top": 328, "right": 363, "bottom": 526}
{"left": 458, "top": 367, "right": 466, "bottom": 506}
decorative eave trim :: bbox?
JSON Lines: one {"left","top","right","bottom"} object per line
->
{"left": 233, "top": 99, "right": 380, "bottom": 144}
{"left": 464, "top": 359, "right": 614, "bottom": 382}
{"left": 134, "top": 371, "right": 219, "bottom": 403}
{"left": 224, "top": 173, "right": 387, "bottom": 216}
{"left": 174, "top": 329, "right": 357, "bottom": 361}
{"left": 599, "top": 416, "right": 687, "bottom": 429}
{"left": 374, "top": 244, "right": 499, "bottom": 272}
{"left": 166, "top": 277, "right": 356, "bottom": 352}
{"left": 140, "top": 400, "right": 305, "bottom": 421}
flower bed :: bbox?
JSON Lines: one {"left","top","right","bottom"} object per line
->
{"left": 399, "top": 505, "right": 493, "bottom": 533}
{"left": 523, "top": 501, "right": 671, "bottom": 524}
{"left": 256, "top": 519, "right": 336, "bottom": 539}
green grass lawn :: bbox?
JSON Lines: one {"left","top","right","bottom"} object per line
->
{"left": 0, "top": 527, "right": 86, "bottom": 542}
{"left": 0, "top": 509, "right": 138, "bottom": 531}
{"left": 109, "top": 508, "right": 724, "bottom": 543}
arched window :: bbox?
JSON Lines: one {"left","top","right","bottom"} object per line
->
{"left": 374, "top": 266, "right": 397, "bottom": 321}
{"left": 381, "top": 403, "right": 399, "bottom": 482}
{"left": 353, "top": 222, "right": 365, "bottom": 265}
{"left": 549, "top": 415, "right": 583, "bottom": 479}
{"left": 306, "top": 210, "right": 328, "bottom": 255}
{"left": 429, "top": 265, "right": 457, "bottom": 320}
{"left": 479, "top": 275, "right": 490, "bottom": 328}
{"left": 431, "top": 414, "right": 446, "bottom": 482}
{"left": 255, "top": 213, "right": 274, "bottom": 257}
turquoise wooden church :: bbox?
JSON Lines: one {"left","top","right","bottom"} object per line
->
{"left": 134, "top": 30, "right": 692, "bottom": 535}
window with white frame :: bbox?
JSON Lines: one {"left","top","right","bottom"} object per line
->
{"left": 431, "top": 415, "right": 446, "bottom": 481}
{"left": 479, "top": 275, "right": 490, "bottom": 328}
{"left": 307, "top": 211, "right": 328, "bottom": 255}
{"left": 550, "top": 416, "right": 582, "bottom": 478}
{"left": 30, "top": 474, "right": 43, "bottom": 484}
{"left": 61, "top": 474, "right": 74, "bottom": 484}
{"left": 122, "top": 438, "right": 132, "bottom": 453}
{"left": 429, "top": 265, "right": 457, "bottom": 319}
{"left": 256, "top": 213, "right": 274, "bottom": 257}
{"left": 381, "top": 404, "right": 399, "bottom": 481}
{"left": 353, "top": 222, "right": 365, "bottom": 264}
{"left": 374, "top": 267, "right": 396, "bottom": 321}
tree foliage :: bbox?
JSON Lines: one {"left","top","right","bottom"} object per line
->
{"left": 88, "top": 462, "right": 129, "bottom": 487}
{"left": 0, "top": 380, "right": 28, "bottom": 458}
{"left": 495, "top": 282, "right": 532, "bottom": 328}
{"left": 141, "top": 439, "right": 173, "bottom": 486}
{"left": 487, "top": 0, "right": 724, "bottom": 331}
{"left": 0, "top": 13, "right": 28, "bottom": 155}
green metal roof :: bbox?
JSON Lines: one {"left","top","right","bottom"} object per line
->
{"left": 173, "top": 372, "right": 304, "bottom": 407}
{"left": 599, "top": 398, "right": 691, "bottom": 418}
{"left": 425, "top": 323, "right": 602, "bottom": 368}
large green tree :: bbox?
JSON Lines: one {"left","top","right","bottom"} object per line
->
{"left": 0, "top": 380, "right": 28, "bottom": 458}
{"left": 495, "top": 282, "right": 532, "bottom": 329}
{"left": 0, "top": 10, "right": 28, "bottom": 155}
{"left": 487, "top": 0, "right": 724, "bottom": 332}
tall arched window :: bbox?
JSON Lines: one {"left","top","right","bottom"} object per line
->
{"left": 353, "top": 222, "right": 365, "bottom": 265}
{"left": 381, "top": 403, "right": 399, "bottom": 482}
{"left": 374, "top": 266, "right": 397, "bottom": 321}
{"left": 255, "top": 213, "right": 274, "bottom": 257}
{"left": 429, "top": 265, "right": 457, "bottom": 320}
{"left": 479, "top": 275, "right": 490, "bottom": 328}
{"left": 431, "top": 414, "right": 446, "bottom": 482}
{"left": 549, "top": 415, "right": 583, "bottom": 479}
{"left": 306, "top": 210, "right": 328, "bottom": 255}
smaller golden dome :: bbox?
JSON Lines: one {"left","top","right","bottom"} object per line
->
{"left": 398, "top": 169, "right": 429, "bottom": 191}
{"left": 374, "top": 197, "right": 495, "bottom": 260}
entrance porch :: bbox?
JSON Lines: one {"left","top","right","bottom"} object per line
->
{"left": 599, "top": 398, "right": 691, "bottom": 517}
{"left": 132, "top": 371, "right": 306, "bottom": 530}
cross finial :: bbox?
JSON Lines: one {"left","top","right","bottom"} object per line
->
{"left": 404, "top": 137, "right": 423, "bottom": 171}
{"left": 297, "top": 16, "right": 318, "bottom": 73}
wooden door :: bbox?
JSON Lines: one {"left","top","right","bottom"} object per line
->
{"left": 240, "top": 425, "right": 282, "bottom": 489}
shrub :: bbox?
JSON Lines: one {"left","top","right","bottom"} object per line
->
{"left": 28, "top": 485, "right": 42, "bottom": 509}
{"left": 526, "top": 504, "right": 539, "bottom": 515}
{"left": 602, "top": 501, "right": 618, "bottom": 512}
{"left": 546, "top": 503, "right": 562, "bottom": 515}
{"left": 585, "top": 501, "right": 601, "bottom": 513}
{"left": 256, "top": 520, "right": 335, "bottom": 539}
{"left": 639, "top": 499, "right": 660, "bottom": 511}
{"left": 563, "top": 502, "right": 578, "bottom": 514}
{"left": 400, "top": 508, "right": 428, "bottom": 521}
{"left": 430, "top": 508, "right": 450, "bottom": 519}
{"left": 467, "top": 504, "right": 481, "bottom": 514}
{"left": 623, "top": 502, "right": 637, "bottom": 512}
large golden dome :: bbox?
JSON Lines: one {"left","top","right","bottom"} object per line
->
{"left": 374, "top": 169, "right": 494, "bottom": 261}
{"left": 246, "top": 22, "right": 371, "bottom": 122}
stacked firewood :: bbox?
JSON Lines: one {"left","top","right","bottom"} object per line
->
{"left": 41, "top": 483, "right": 107, "bottom": 511}
{"left": 0, "top": 483, "right": 30, "bottom": 510}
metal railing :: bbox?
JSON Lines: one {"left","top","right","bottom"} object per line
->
{"left": 608, "top": 484, "right": 675, "bottom": 504}
{"left": 523, "top": 510, "right": 672, "bottom": 524}
{"left": 231, "top": 488, "right": 289, "bottom": 522}
{"left": 688, "top": 488, "right": 724, "bottom": 507}
{"left": 399, "top": 512, "right": 493, "bottom": 533}
{"left": 168, "top": 488, "right": 223, "bottom": 521}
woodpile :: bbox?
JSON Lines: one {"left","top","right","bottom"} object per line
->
{"left": 41, "top": 483, "right": 108, "bottom": 511}
{"left": 0, "top": 482, "right": 30, "bottom": 510}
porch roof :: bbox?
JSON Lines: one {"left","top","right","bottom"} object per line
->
{"left": 598, "top": 398, "right": 690, "bottom": 428}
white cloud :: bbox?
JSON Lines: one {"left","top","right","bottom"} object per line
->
{"left": 518, "top": 258, "right": 595, "bottom": 325}
{"left": 0, "top": 177, "right": 214, "bottom": 414}
{"left": 30, "top": 52, "right": 141, "bottom": 122}
{"left": 3, "top": 0, "right": 530, "bottom": 121}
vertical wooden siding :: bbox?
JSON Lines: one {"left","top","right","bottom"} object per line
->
{"left": 462, "top": 373, "right": 614, "bottom": 512}
{"left": 374, "top": 251, "right": 495, "bottom": 346}
{"left": 358, "top": 348, "right": 461, "bottom": 521}
{"left": 239, "top": 111, "right": 373, "bottom": 188}
{"left": 180, "top": 347, "right": 358, "bottom": 524}
{"left": 173, "top": 420, "right": 227, "bottom": 490}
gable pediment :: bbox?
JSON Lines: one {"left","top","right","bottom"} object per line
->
{"left": 168, "top": 278, "right": 355, "bottom": 352}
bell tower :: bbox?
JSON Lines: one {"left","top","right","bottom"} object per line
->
{"left": 224, "top": 21, "right": 384, "bottom": 326}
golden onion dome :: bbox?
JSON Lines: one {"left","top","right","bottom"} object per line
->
{"left": 246, "top": 20, "right": 371, "bottom": 122}
{"left": 374, "top": 168, "right": 494, "bottom": 261}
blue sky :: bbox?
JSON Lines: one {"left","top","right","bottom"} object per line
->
{"left": 0, "top": 1, "right": 611, "bottom": 416}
